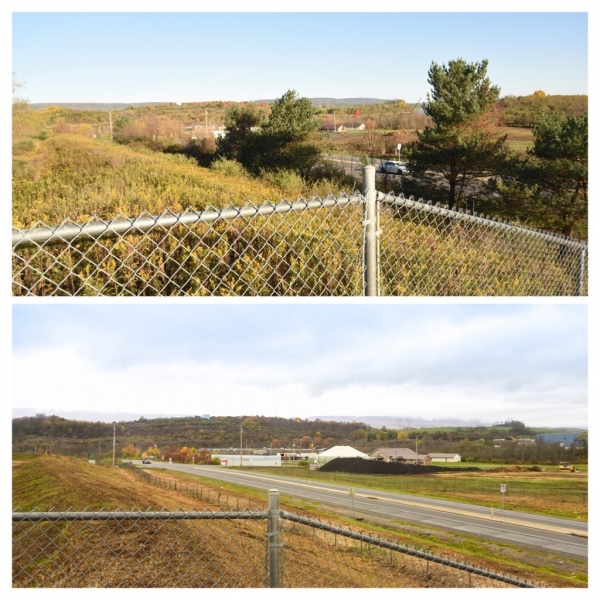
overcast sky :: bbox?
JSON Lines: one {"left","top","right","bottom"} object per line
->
{"left": 10, "top": 3, "right": 589, "bottom": 103}
{"left": 12, "top": 303, "right": 587, "bottom": 428}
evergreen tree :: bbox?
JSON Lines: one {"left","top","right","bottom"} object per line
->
{"left": 219, "top": 90, "right": 321, "bottom": 177}
{"left": 406, "top": 58, "right": 507, "bottom": 210}
{"left": 493, "top": 113, "right": 587, "bottom": 238}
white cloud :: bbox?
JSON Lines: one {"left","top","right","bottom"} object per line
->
{"left": 13, "top": 305, "right": 587, "bottom": 429}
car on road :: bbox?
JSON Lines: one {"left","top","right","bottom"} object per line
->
{"left": 142, "top": 459, "right": 152, "bottom": 464}
{"left": 380, "top": 160, "right": 408, "bottom": 175}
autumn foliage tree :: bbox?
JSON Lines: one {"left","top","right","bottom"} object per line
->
{"left": 122, "top": 443, "right": 141, "bottom": 458}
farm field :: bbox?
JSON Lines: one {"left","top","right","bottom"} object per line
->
{"left": 323, "top": 125, "right": 534, "bottom": 158}
{"left": 253, "top": 464, "right": 588, "bottom": 521}
{"left": 11, "top": 454, "right": 587, "bottom": 587}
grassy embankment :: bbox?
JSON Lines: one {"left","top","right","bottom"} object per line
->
{"left": 12, "top": 134, "right": 325, "bottom": 228}
{"left": 11, "top": 455, "right": 587, "bottom": 587}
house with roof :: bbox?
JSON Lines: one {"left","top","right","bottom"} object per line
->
{"left": 369, "top": 447, "right": 427, "bottom": 464}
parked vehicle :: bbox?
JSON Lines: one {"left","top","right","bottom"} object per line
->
{"left": 142, "top": 459, "right": 152, "bottom": 464}
{"left": 380, "top": 160, "right": 408, "bottom": 175}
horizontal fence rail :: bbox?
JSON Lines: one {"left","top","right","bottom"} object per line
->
{"left": 279, "top": 511, "right": 536, "bottom": 588}
{"left": 12, "top": 168, "right": 587, "bottom": 296}
{"left": 12, "top": 488, "right": 538, "bottom": 588}
{"left": 12, "top": 194, "right": 366, "bottom": 249}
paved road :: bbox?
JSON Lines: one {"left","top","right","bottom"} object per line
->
{"left": 137, "top": 462, "right": 588, "bottom": 559}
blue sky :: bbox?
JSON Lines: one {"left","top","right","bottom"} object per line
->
{"left": 12, "top": 303, "right": 588, "bottom": 427}
{"left": 11, "top": 6, "right": 589, "bottom": 103}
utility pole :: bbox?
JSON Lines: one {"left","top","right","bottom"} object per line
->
{"left": 240, "top": 425, "right": 243, "bottom": 469}
{"left": 112, "top": 423, "right": 116, "bottom": 467}
{"left": 205, "top": 109, "right": 208, "bottom": 130}
{"left": 109, "top": 111, "right": 113, "bottom": 141}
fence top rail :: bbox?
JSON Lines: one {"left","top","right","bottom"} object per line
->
{"left": 12, "top": 192, "right": 365, "bottom": 250}
{"left": 279, "top": 510, "right": 536, "bottom": 588}
{"left": 12, "top": 508, "right": 268, "bottom": 521}
{"left": 376, "top": 191, "right": 588, "bottom": 251}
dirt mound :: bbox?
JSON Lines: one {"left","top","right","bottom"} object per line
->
{"left": 319, "top": 457, "right": 480, "bottom": 475}
{"left": 486, "top": 465, "right": 542, "bottom": 473}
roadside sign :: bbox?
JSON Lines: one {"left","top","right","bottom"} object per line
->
{"left": 397, "top": 144, "right": 402, "bottom": 150}
{"left": 500, "top": 483, "right": 507, "bottom": 509}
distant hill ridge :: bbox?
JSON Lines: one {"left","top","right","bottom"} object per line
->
{"left": 28, "top": 98, "right": 398, "bottom": 111}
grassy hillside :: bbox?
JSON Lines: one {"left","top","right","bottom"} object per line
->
{"left": 13, "top": 134, "right": 294, "bottom": 227}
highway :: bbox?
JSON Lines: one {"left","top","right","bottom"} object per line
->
{"left": 136, "top": 461, "right": 588, "bottom": 559}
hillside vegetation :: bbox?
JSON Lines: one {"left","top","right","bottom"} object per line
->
{"left": 13, "top": 414, "right": 587, "bottom": 468}
{"left": 13, "top": 134, "right": 299, "bottom": 227}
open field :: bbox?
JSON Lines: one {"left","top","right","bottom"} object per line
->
{"left": 321, "top": 126, "right": 534, "bottom": 158}
{"left": 253, "top": 464, "right": 588, "bottom": 521}
{"left": 12, "top": 455, "right": 587, "bottom": 587}
{"left": 502, "top": 126, "right": 535, "bottom": 154}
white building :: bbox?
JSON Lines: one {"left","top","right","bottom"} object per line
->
{"left": 316, "top": 445, "right": 369, "bottom": 465}
{"left": 214, "top": 454, "right": 282, "bottom": 467}
{"left": 428, "top": 453, "right": 461, "bottom": 463}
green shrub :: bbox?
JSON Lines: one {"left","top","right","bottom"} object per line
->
{"left": 260, "top": 168, "right": 305, "bottom": 196}
{"left": 210, "top": 156, "right": 249, "bottom": 178}
{"left": 14, "top": 139, "right": 36, "bottom": 153}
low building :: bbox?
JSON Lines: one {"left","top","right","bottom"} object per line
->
{"left": 369, "top": 448, "right": 427, "bottom": 464}
{"left": 214, "top": 454, "right": 281, "bottom": 467}
{"left": 427, "top": 453, "right": 461, "bottom": 463}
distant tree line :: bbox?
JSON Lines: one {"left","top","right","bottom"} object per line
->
{"left": 12, "top": 414, "right": 587, "bottom": 465}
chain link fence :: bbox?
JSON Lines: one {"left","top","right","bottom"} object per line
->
{"left": 12, "top": 490, "right": 537, "bottom": 588}
{"left": 12, "top": 167, "right": 587, "bottom": 296}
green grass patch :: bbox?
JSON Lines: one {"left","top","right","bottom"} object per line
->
{"left": 252, "top": 466, "right": 588, "bottom": 521}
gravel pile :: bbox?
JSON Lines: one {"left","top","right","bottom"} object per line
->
{"left": 319, "top": 457, "right": 480, "bottom": 475}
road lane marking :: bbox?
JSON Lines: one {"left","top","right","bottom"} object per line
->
{"left": 189, "top": 467, "right": 586, "bottom": 538}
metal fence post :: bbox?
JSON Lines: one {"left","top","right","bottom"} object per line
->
{"left": 362, "top": 165, "right": 378, "bottom": 296}
{"left": 267, "top": 489, "right": 281, "bottom": 588}
{"left": 577, "top": 246, "right": 587, "bottom": 296}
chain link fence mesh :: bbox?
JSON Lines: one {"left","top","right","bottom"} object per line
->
{"left": 377, "top": 193, "right": 587, "bottom": 296}
{"left": 12, "top": 508, "right": 270, "bottom": 588}
{"left": 278, "top": 512, "right": 534, "bottom": 588}
{"left": 12, "top": 190, "right": 587, "bottom": 297}
{"left": 12, "top": 507, "right": 536, "bottom": 588}
{"left": 12, "top": 195, "right": 365, "bottom": 296}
